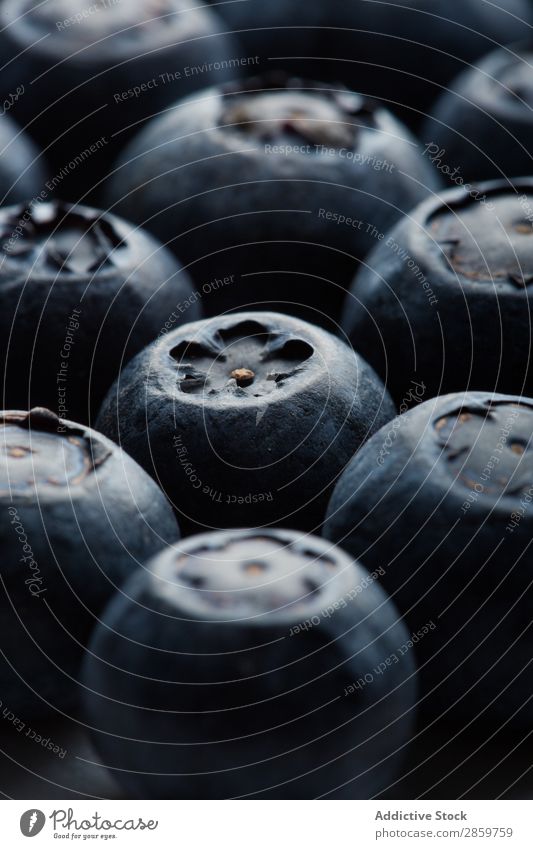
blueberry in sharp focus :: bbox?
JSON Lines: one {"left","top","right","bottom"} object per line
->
{"left": 206, "top": 0, "right": 530, "bottom": 128}
{"left": 0, "top": 0, "right": 241, "bottom": 201}
{"left": 424, "top": 46, "right": 533, "bottom": 183}
{"left": 0, "top": 114, "right": 47, "bottom": 204}
{"left": 0, "top": 199, "right": 200, "bottom": 424}
{"left": 82, "top": 528, "right": 416, "bottom": 799}
{"left": 324, "top": 392, "right": 533, "bottom": 729}
{"left": 0, "top": 407, "right": 179, "bottom": 720}
{"left": 105, "top": 75, "right": 441, "bottom": 323}
{"left": 96, "top": 311, "right": 395, "bottom": 533}
{"left": 342, "top": 179, "right": 533, "bottom": 406}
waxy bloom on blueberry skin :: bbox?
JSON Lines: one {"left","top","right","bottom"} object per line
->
{"left": 97, "top": 311, "right": 395, "bottom": 533}
{"left": 83, "top": 528, "right": 416, "bottom": 799}
{"left": 342, "top": 180, "right": 533, "bottom": 405}
{"left": 0, "top": 0, "right": 241, "bottom": 200}
{"left": 0, "top": 200, "right": 200, "bottom": 424}
{"left": 0, "top": 407, "right": 179, "bottom": 719}
{"left": 325, "top": 392, "right": 533, "bottom": 729}
{"left": 105, "top": 75, "right": 441, "bottom": 322}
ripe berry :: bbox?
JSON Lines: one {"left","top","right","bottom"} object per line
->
{"left": 0, "top": 407, "right": 179, "bottom": 719}
{"left": 325, "top": 392, "right": 533, "bottom": 728}
{"left": 342, "top": 179, "right": 533, "bottom": 405}
{"left": 0, "top": 0, "right": 241, "bottom": 199}
{"left": 105, "top": 75, "right": 440, "bottom": 322}
{"left": 0, "top": 199, "right": 199, "bottom": 423}
{"left": 82, "top": 528, "right": 416, "bottom": 799}
{"left": 97, "top": 311, "right": 395, "bottom": 533}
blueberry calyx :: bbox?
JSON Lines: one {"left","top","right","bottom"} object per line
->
{"left": 434, "top": 399, "right": 533, "bottom": 498}
{"left": 431, "top": 193, "right": 533, "bottom": 288}
{"left": 0, "top": 408, "right": 112, "bottom": 490}
{"left": 218, "top": 75, "right": 374, "bottom": 150}
{"left": 170, "top": 319, "right": 313, "bottom": 398}
{"left": 0, "top": 201, "right": 126, "bottom": 275}
{"left": 162, "top": 529, "right": 346, "bottom": 618}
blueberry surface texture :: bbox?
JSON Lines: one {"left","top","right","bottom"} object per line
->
{"left": 105, "top": 75, "right": 440, "bottom": 323}
{"left": 0, "top": 199, "right": 200, "bottom": 424}
{"left": 96, "top": 311, "right": 395, "bottom": 533}
{"left": 342, "top": 179, "right": 533, "bottom": 405}
{"left": 206, "top": 0, "right": 530, "bottom": 127}
{"left": 0, "top": 0, "right": 241, "bottom": 200}
{"left": 0, "top": 114, "right": 47, "bottom": 205}
{"left": 324, "top": 392, "right": 533, "bottom": 729}
{"left": 424, "top": 46, "right": 533, "bottom": 183}
{"left": 0, "top": 407, "right": 179, "bottom": 720}
{"left": 82, "top": 528, "right": 416, "bottom": 799}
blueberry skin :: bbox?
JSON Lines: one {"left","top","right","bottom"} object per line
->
{"left": 342, "top": 179, "right": 533, "bottom": 406}
{"left": 0, "top": 0, "right": 241, "bottom": 201}
{"left": 82, "top": 528, "right": 417, "bottom": 799}
{"left": 324, "top": 392, "right": 533, "bottom": 727}
{"left": 0, "top": 114, "right": 47, "bottom": 204}
{"left": 424, "top": 47, "right": 533, "bottom": 183}
{"left": 97, "top": 311, "right": 395, "bottom": 533}
{"left": 0, "top": 200, "right": 200, "bottom": 424}
{"left": 105, "top": 76, "right": 441, "bottom": 323}
{"left": 206, "top": 0, "right": 530, "bottom": 126}
{"left": 0, "top": 407, "right": 179, "bottom": 720}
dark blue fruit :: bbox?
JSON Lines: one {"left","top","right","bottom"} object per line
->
{"left": 0, "top": 199, "right": 200, "bottom": 424}
{"left": 342, "top": 179, "right": 533, "bottom": 405}
{"left": 0, "top": 407, "right": 179, "bottom": 720}
{"left": 324, "top": 392, "right": 533, "bottom": 729}
{"left": 424, "top": 47, "right": 533, "bottom": 183}
{"left": 0, "top": 0, "right": 241, "bottom": 200}
{"left": 82, "top": 528, "right": 417, "bottom": 799}
{"left": 206, "top": 0, "right": 530, "bottom": 127}
{"left": 0, "top": 114, "right": 46, "bottom": 204}
{"left": 105, "top": 75, "right": 441, "bottom": 323}
{"left": 96, "top": 311, "right": 395, "bottom": 533}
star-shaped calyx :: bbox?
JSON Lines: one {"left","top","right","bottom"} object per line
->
{"left": 434, "top": 401, "right": 533, "bottom": 497}
{"left": 0, "top": 201, "right": 125, "bottom": 275}
{"left": 170, "top": 319, "right": 314, "bottom": 398}
{"left": 431, "top": 194, "right": 533, "bottom": 289}
{"left": 220, "top": 76, "right": 377, "bottom": 150}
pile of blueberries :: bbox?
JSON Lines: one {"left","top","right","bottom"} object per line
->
{"left": 1, "top": 0, "right": 533, "bottom": 800}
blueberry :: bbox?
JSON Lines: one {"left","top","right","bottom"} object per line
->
{"left": 0, "top": 199, "right": 200, "bottom": 424}
{"left": 0, "top": 0, "right": 241, "bottom": 200}
{"left": 342, "top": 179, "right": 533, "bottom": 405}
{"left": 82, "top": 528, "right": 416, "bottom": 799}
{"left": 97, "top": 312, "right": 395, "bottom": 533}
{"left": 324, "top": 392, "right": 533, "bottom": 727}
{"left": 105, "top": 75, "right": 441, "bottom": 323}
{"left": 424, "top": 47, "right": 533, "bottom": 183}
{"left": 206, "top": 1, "right": 530, "bottom": 127}
{"left": 0, "top": 407, "right": 179, "bottom": 719}
{"left": 0, "top": 114, "right": 46, "bottom": 204}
